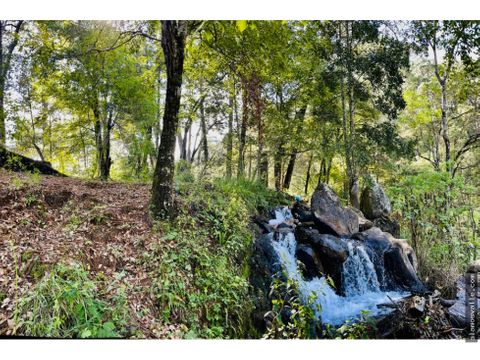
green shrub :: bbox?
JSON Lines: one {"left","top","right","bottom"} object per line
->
{"left": 323, "top": 310, "right": 377, "bottom": 339}
{"left": 144, "top": 177, "right": 286, "bottom": 338}
{"left": 13, "top": 263, "right": 128, "bottom": 338}
{"left": 263, "top": 279, "right": 319, "bottom": 339}
{"left": 388, "top": 170, "right": 479, "bottom": 295}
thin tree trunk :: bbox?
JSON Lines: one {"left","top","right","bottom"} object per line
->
{"left": 274, "top": 150, "right": 282, "bottom": 191}
{"left": 179, "top": 117, "right": 191, "bottom": 161}
{"left": 225, "top": 89, "right": 234, "bottom": 179}
{"left": 237, "top": 81, "right": 248, "bottom": 178}
{"left": 93, "top": 100, "right": 104, "bottom": 179}
{"left": 250, "top": 76, "right": 267, "bottom": 185}
{"left": 432, "top": 40, "right": 451, "bottom": 174}
{"left": 248, "top": 141, "right": 252, "bottom": 180}
{"left": 151, "top": 20, "right": 188, "bottom": 218}
{"left": 304, "top": 153, "right": 313, "bottom": 195}
{"left": 199, "top": 96, "right": 209, "bottom": 163}
{"left": 283, "top": 106, "right": 307, "bottom": 190}
{"left": 187, "top": 124, "right": 192, "bottom": 161}
{"left": 0, "top": 85, "right": 5, "bottom": 146}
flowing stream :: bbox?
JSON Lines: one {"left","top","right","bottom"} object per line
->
{"left": 270, "top": 208, "right": 407, "bottom": 325}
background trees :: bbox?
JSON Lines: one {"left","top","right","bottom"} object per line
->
{"left": 1, "top": 21, "right": 478, "bottom": 272}
{"left": 0, "top": 20, "right": 24, "bottom": 145}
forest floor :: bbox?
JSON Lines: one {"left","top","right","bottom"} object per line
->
{"left": 0, "top": 169, "right": 179, "bottom": 337}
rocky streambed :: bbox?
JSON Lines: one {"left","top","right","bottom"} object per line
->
{"left": 250, "top": 181, "right": 480, "bottom": 339}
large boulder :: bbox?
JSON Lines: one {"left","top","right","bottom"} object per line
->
{"left": 311, "top": 183, "right": 359, "bottom": 236}
{"left": 373, "top": 216, "right": 400, "bottom": 238}
{"left": 348, "top": 206, "right": 373, "bottom": 232}
{"left": 291, "top": 202, "right": 316, "bottom": 224}
{"left": 296, "top": 243, "right": 324, "bottom": 280}
{"left": 360, "top": 181, "right": 392, "bottom": 220}
{"left": 295, "top": 226, "right": 348, "bottom": 291}
{"left": 353, "top": 227, "right": 426, "bottom": 293}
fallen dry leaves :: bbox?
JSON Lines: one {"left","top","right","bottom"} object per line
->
{"left": 0, "top": 169, "right": 175, "bottom": 338}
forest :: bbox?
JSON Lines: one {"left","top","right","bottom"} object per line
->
{"left": 0, "top": 20, "right": 479, "bottom": 340}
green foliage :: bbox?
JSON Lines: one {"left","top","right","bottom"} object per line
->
{"left": 388, "top": 169, "right": 479, "bottom": 295}
{"left": 214, "top": 178, "right": 289, "bottom": 214}
{"left": 323, "top": 310, "right": 377, "bottom": 339}
{"left": 9, "top": 175, "right": 26, "bottom": 190}
{"left": 263, "top": 279, "right": 319, "bottom": 339}
{"left": 24, "top": 192, "right": 38, "bottom": 207}
{"left": 143, "top": 177, "right": 284, "bottom": 338}
{"left": 13, "top": 263, "right": 128, "bottom": 338}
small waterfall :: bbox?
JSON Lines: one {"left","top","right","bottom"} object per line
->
{"left": 342, "top": 242, "right": 381, "bottom": 297}
{"left": 269, "top": 207, "right": 407, "bottom": 325}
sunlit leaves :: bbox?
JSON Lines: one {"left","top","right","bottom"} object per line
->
{"left": 235, "top": 20, "right": 247, "bottom": 33}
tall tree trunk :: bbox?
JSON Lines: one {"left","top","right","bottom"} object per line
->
{"left": 225, "top": 89, "right": 234, "bottom": 179}
{"left": 199, "top": 96, "right": 209, "bottom": 163}
{"left": 94, "top": 104, "right": 112, "bottom": 181}
{"left": 237, "top": 81, "right": 248, "bottom": 178}
{"left": 93, "top": 100, "right": 104, "bottom": 179}
{"left": 274, "top": 149, "right": 282, "bottom": 191}
{"left": 256, "top": 114, "right": 268, "bottom": 186}
{"left": 0, "top": 23, "right": 4, "bottom": 145}
{"left": 250, "top": 76, "right": 267, "bottom": 185}
{"left": 151, "top": 20, "right": 188, "bottom": 218}
{"left": 101, "top": 111, "right": 113, "bottom": 180}
{"left": 153, "top": 58, "right": 163, "bottom": 155}
{"left": 282, "top": 106, "right": 307, "bottom": 190}
{"left": 345, "top": 21, "right": 359, "bottom": 208}
{"left": 0, "top": 85, "right": 6, "bottom": 146}
{"left": 439, "top": 78, "right": 450, "bottom": 172}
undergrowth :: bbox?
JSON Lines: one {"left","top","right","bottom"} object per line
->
{"left": 13, "top": 263, "right": 128, "bottom": 338}
{"left": 143, "top": 165, "right": 288, "bottom": 338}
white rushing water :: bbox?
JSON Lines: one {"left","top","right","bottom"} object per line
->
{"left": 270, "top": 208, "right": 407, "bottom": 325}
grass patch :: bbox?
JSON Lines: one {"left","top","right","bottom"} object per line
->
{"left": 13, "top": 263, "right": 128, "bottom": 338}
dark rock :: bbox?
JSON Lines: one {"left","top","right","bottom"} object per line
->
{"left": 360, "top": 180, "right": 392, "bottom": 220}
{"left": 447, "top": 301, "right": 468, "bottom": 328}
{"left": 349, "top": 206, "right": 373, "bottom": 232}
{"left": 353, "top": 227, "right": 425, "bottom": 293}
{"left": 311, "top": 183, "right": 359, "bottom": 236}
{"left": 296, "top": 243, "right": 324, "bottom": 280}
{"left": 440, "top": 298, "right": 456, "bottom": 308}
{"left": 384, "top": 244, "right": 427, "bottom": 294}
{"left": 467, "top": 259, "right": 480, "bottom": 273}
{"left": 295, "top": 226, "right": 347, "bottom": 291}
{"left": 353, "top": 227, "right": 392, "bottom": 253}
{"left": 249, "top": 234, "right": 281, "bottom": 333}
{"left": 291, "top": 202, "right": 315, "bottom": 223}
{"left": 276, "top": 223, "right": 294, "bottom": 232}
{"left": 373, "top": 216, "right": 400, "bottom": 238}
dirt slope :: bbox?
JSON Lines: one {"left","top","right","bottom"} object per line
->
{"left": 0, "top": 169, "right": 176, "bottom": 337}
